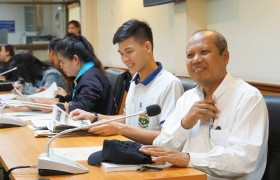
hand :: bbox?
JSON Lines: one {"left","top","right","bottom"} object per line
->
{"left": 12, "top": 83, "right": 23, "bottom": 95}
{"left": 0, "top": 75, "right": 6, "bottom": 81}
{"left": 70, "top": 109, "right": 95, "bottom": 121}
{"left": 181, "top": 99, "right": 219, "bottom": 129}
{"left": 54, "top": 87, "right": 67, "bottom": 96}
{"left": 88, "top": 121, "right": 124, "bottom": 136}
{"left": 32, "top": 98, "right": 59, "bottom": 105}
{"left": 139, "top": 146, "right": 190, "bottom": 167}
{"left": 36, "top": 86, "right": 46, "bottom": 92}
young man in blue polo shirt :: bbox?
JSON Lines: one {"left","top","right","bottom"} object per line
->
{"left": 71, "top": 19, "right": 184, "bottom": 144}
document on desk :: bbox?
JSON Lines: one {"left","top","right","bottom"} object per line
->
{"left": 51, "top": 146, "right": 103, "bottom": 161}
{"left": 0, "top": 94, "right": 16, "bottom": 100}
{"left": 5, "top": 112, "right": 52, "bottom": 121}
{"left": 27, "top": 82, "right": 58, "bottom": 98}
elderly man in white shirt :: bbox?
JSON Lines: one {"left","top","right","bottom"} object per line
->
{"left": 140, "top": 30, "right": 268, "bottom": 180}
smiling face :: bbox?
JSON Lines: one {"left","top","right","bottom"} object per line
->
{"left": 186, "top": 31, "right": 229, "bottom": 88}
{"left": 117, "top": 37, "right": 152, "bottom": 75}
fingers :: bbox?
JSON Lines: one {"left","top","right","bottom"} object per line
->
{"left": 193, "top": 99, "right": 219, "bottom": 119}
{"left": 70, "top": 109, "right": 83, "bottom": 119}
{"left": 139, "top": 146, "right": 168, "bottom": 156}
{"left": 88, "top": 124, "right": 108, "bottom": 135}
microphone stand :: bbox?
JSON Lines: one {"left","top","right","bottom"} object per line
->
{"left": 1, "top": 99, "right": 54, "bottom": 110}
{"left": 0, "top": 67, "right": 17, "bottom": 76}
{"left": 38, "top": 110, "right": 147, "bottom": 176}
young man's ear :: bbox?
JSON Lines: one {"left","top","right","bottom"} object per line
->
{"left": 144, "top": 41, "right": 152, "bottom": 54}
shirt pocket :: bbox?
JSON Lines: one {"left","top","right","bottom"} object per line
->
{"left": 210, "top": 129, "right": 229, "bottom": 147}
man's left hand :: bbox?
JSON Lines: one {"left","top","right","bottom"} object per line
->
{"left": 139, "top": 145, "right": 190, "bottom": 167}
{"left": 88, "top": 121, "right": 125, "bottom": 136}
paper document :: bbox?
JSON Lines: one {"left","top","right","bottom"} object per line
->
{"left": 28, "top": 82, "right": 58, "bottom": 98}
{"left": 5, "top": 111, "right": 49, "bottom": 116}
{"left": 100, "top": 162, "right": 170, "bottom": 173}
{"left": 0, "top": 94, "right": 16, "bottom": 100}
{"left": 51, "top": 146, "right": 103, "bottom": 161}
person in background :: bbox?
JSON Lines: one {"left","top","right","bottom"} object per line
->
{"left": 70, "top": 19, "right": 184, "bottom": 145}
{"left": 139, "top": 30, "right": 268, "bottom": 180}
{"left": 67, "top": 20, "right": 81, "bottom": 35}
{"left": 54, "top": 34, "right": 114, "bottom": 114}
{"left": 48, "top": 38, "right": 73, "bottom": 96}
{"left": 0, "top": 44, "right": 18, "bottom": 91}
{"left": 11, "top": 53, "right": 66, "bottom": 95}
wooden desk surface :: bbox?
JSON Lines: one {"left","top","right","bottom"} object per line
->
{"left": 0, "top": 126, "right": 206, "bottom": 180}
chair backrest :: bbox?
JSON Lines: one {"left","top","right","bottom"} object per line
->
{"left": 105, "top": 67, "right": 131, "bottom": 115}
{"left": 262, "top": 95, "right": 280, "bottom": 180}
{"left": 177, "top": 76, "right": 197, "bottom": 92}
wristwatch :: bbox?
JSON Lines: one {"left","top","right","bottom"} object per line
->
{"left": 93, "top": 112, "right": 98, "bottom": 123}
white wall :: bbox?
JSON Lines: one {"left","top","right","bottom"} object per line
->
{"left": 96, "top": 0, "right": 188, "bottom": 76}
{"left": 0, "top": 4, "right": 66, "bottom": 44}
{"left": 207, "top": 0, "right": 280, "bottom": 84}
{"left": 0, "top": 5, "right": 25, "bottom": 44}
{"left": 92, "top": 0, "right": 280, "bottom": 84}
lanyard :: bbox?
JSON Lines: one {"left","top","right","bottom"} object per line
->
{"left": 72, "top": 61, "right": 95, "bottom": 100}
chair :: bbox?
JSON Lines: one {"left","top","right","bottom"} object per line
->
{"left": 262, "top": 95, "right": 280, "bottom": 180}
{"left": 105, "top": 67, "right": 131, "bottom": 115}
{"left": 177, "top": 76, "right": 197, "bottom": 91}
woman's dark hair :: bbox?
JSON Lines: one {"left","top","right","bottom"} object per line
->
{"left": 4, "top": 44, "right": 15, "bottom": 57}
{"left": 55, "top": 34, "right": 106, "bottom": 74}
{"left": 48, "top": 38, "right": 61, "bottom": 51}
{"left": 10, "top": 53, "right": 49, "bottom": 85}
{"left": 67, "top": 20, "right": 81, "bottom": 34}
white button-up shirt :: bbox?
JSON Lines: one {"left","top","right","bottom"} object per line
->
{"left": 153, "top": 73, "right": 268, "bottom": 180}
{"left": 125, "top": 62, "right": 184, "bottom": 131}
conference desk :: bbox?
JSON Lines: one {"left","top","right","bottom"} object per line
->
{"left": 0, "top": 124, "right": 206, "bottom": 180}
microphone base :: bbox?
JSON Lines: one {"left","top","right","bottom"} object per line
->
{"left": 38, "top": 153, "right": 88, "bottom": 176}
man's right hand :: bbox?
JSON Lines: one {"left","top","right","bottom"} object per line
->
{"left": 70, "top": 109, "right": 95, "bottom": 122}
{"left": 181, "top": 99, "right": 219, "bottom": 129}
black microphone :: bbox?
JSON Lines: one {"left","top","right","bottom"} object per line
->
{"left": 146, "top": 104, "right": 161, "bottom": 116}
{"left": 37, "top": 104, "right": 161, "bottom": 176}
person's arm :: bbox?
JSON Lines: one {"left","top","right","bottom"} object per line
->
{"left": 22, "top": 82, "right": 39, "bottom": 95}
{"left": 42, "top": 70, "right": 66, "bottom": 90}
{"left": 70, "top": 108, "right": 124, "bottom": 122}
{"left": 119, "top": 124, "right": 160, "bottom": 145}
{"left": 87, "top": 121, "right": 160, "bottom": 145}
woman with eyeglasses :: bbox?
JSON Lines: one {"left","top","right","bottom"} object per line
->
{"left": 52, "top": 34, "right": 114, "bottom": 114}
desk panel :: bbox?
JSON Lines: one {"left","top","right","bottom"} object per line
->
{"left": 0, "top": 126, "right": 206, "bottom": 180}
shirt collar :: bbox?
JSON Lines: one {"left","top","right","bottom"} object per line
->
{"left": 76, "top": 61, "right": 95, "bottom": 80}
{"left": 131, "top": 62, "right": 163, "bottom": 86}
{"left": 195, "top": 73, "right": 234, "bottom": 100}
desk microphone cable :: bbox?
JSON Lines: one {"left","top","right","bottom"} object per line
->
{"left": 3, "top": 165, "right": 37, "bottom": 180}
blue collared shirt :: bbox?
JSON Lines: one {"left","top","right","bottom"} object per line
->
{"left": 131, "top": 62, "right": 163, "bottom": 86}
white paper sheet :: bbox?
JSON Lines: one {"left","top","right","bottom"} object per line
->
{"left": 51, "top": 146, "right": 103, "bottom": 161}
{"left": 28, "top": 82, "right": 58, "bottom": 98}
{"left": 5, "top": 111, "right": 49, "bottom": 116}
{"left": 0, "top": 94, "right": 16, "bottom": 100}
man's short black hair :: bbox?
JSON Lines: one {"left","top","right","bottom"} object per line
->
{"left": 113, "top": 19, "right": 154, "bottom": 50}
